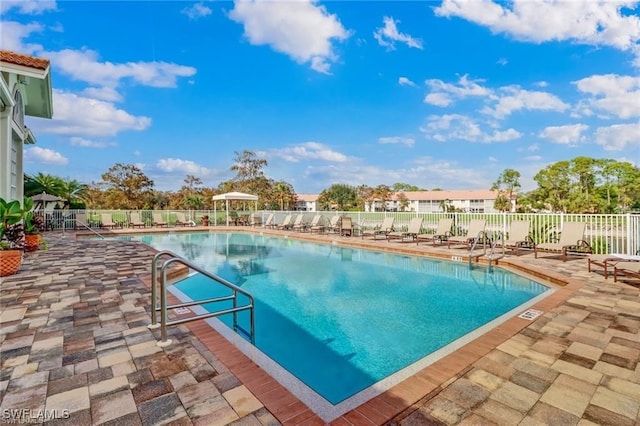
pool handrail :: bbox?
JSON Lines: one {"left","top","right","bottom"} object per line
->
{"left": 148, "top": 250, "right": 255, "bottom": 347}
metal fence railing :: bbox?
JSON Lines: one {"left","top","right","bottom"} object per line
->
{"left": 39, "top": 209, "right": 640, "bottom": 255}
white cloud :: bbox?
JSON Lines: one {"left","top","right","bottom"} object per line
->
{"left": 29, "top": 90, "right": 151, "bottom": 137}
{"left": 266, "top": 142, "right": 347, "bottom": 162}
{"left": 594, "top": 123, "right": 640, "bottom": 151}
{"left": 434, "top": 0, "right": 640, "bottom": 61}
{"left": 424, "top": 74, "right": 490, "bottom": 106}
{"left": 482, "top": 86, "right": 570, "bottom": 119}
{"left": 182, "top": 2, "right": 213, "bottom": 20}
{"left": 573, "top": 74, "right": 640, "bottom": 119}
{"left": 24, "top": 146, "right": 68, "bottom": 165}
{"left": 156, "top": 158, "right": 212, "bottom": 176}
{"left": 525, "top": 155, "right": 543, "bottom": 161}
{"left": 488, "top": 156, "right": 498, "bottom": 162}
{"left": 497, "top": 57, "right": 508, "bottom": 66}
{"left": 229, "top": 0, "right": 349, "bottom": 74}
{"left": 374, "top": 16, "right": 423, "bottom": 50}
{"left": 45, "top": 48, "right": 197, "bottom": 88}
{"left": 70, "top": 137, "right": 115, "bottom": 148}
{"left": 539, "top": 124, "right": 589, "bottom": 145}
{"left": 420, "top": 114, "right": 521, "bottom": 144}
{"left": 81, "top": 87, "right": 123, "bottom": 103}
{"left": 398, "top": 76, "right": 416, "bottom": 87}
{"left": 378, "top": 136, "right": 415, "bottom": 147}
{"left": 0, "top": 20, "right": 45, "bottom": 53}
{"left": 0, "top": 1, "right": 57, "bottom": 15}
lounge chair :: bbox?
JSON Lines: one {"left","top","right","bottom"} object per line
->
{"left": 292, "top": 214, "right": 312, "bottom": 232}
{"left": 101, "top": 213, "right": 118, "bottom": 229}
{"left": 495, "top": 220, "right": 534, "bottom": 255}
{"left": 262, "top": 213, "right": 274, "bottom": 228}
{"left": 276, "top": 214, "right": 293, "bottom": 230}
{"left": 299, "top": 214, "right": 322, "bottom": 232}
{"left": 534, "top": 222, "right": 592, "bottom": 261}
{"left": 340, "top": 216, "right": 353, "bottom": 237}
{"left": 286, "top": 213, "right": 303, "bottom": 231}
{"left": 447, "top": 219, "right": 486, "bottom": 249}
{"left": 325, "top": 215, "right": 341, "bottom": 234}
{"left": 75, "top": 213, "right": 90, "bottom": 230}
{"left": 387, "top": 217, "right": 423, "bottom": 242}
{"left": 152, "top": 213, "right": 168, "bottom": 227}
{"left": 250, "top": 214, "right": 262, "bottom": 227}
{"left": 361, "top": 217, "right": 395, "bottom": 240}
{"left": 310, "top": 215, "right": 327, "bottom": 234}
{"left": 416, "top": 218, "right": 453, "bottom": 246}
{"left": 613, "top": 261, "right": 640, "bottom": 283}
{"left": 588, "top": 253, "right": 640, "bottom": 279}
{"left": 129, "top": 212, "right": 146, "bottom": 228}
{"left": 174, "top": 212, "right": 194, "bottom": 227}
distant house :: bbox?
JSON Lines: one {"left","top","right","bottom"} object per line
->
{"left": 366, "top": 190, "right": 504, "bottom": 213}
{"left": 294, "top": 194, "right": 318, "bottom": 211}
{"left": 0, "top": 50, "right": 53, "bottom": 202}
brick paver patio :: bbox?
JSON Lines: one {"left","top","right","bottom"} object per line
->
{"left": 0, "top": 228, "right": 638, "bottom": 425}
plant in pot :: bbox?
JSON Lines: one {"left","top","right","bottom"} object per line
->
{"left": 0, "top": 197, "right": 26, "bottom": 277}
{"left": 23, "top": 198, "right": 44, "bottom": 252}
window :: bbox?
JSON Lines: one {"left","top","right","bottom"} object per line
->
{"left": 10, "top": 142, "right": 17, "bottom": 199}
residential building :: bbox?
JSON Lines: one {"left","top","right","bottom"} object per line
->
{"left": 294, "top": 194, "right": 318, "bottom": 211}
{"left": 0, "top": 50, "right": 53, "bottom": 202}
{"left": 366, "top": 190, "right": 503, "bottom": 213}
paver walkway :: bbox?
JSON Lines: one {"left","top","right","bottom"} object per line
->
{"left": 0, "top": 229, "right": 638, "bottom": 425}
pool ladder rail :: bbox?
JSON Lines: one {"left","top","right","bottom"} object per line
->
{"left": 468, "top": 231, "right": 505, "bottom": 270}
{"left": 148, "top": 250, "right": 256, "bottom": 347}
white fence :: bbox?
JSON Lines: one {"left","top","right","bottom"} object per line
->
{"left": 40, "top": 209, "right": 640, "bottom": 255}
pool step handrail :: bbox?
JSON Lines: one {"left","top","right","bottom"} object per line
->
{"left": 468, "top": 230, "right": 487, "bottom": 267}
{"left": 148, "top": 250, "right": 255, "bottom": 347}
{"left": 485, "top": 231, "right": 505, "bottom": 271}
{"left": 75, "top": 220, "right": 106, "bottom": 239}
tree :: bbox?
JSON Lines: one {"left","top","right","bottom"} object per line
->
{"left": 392, "top": 183, "right": 420, "bottom": 192}
{"left": 101, "top": 163, "right": 154, "bottom": 209}
{"left": 231, "top": 150, "right": 267, "bottom": 181}
{"left": 397, "top": 192, "right": 409, "bottom": 212}
{"left": 59, "top": 179, "right": 89, "bottom": 209}
{"left": 317, "top": 184, "right": 358, "bottom": 211}
{"left": 491, "top": 168, "right": 521, "bottom": 212}
{"left": 270, "top": 182, "right": 295, "bottom": 210}
{"left": 24, "top": 173, "right": 64, "bottom": 197}
{"left": 373, "top": 185, "right": 392, "bottom": 211}
{"left": 533, "top": 161, "right": 571, "bottom": 212}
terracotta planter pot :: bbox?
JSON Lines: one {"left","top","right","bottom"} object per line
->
{"left": 24, "top": 234, "right": 41, "bottom": 252}
{"left": 0, "top": 249, "right": 23, "bottom": 277}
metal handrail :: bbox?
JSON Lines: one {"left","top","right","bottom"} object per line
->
{"left": 148, "top": 250, "right": 255, "bottom": 347}
{"left": 75, "top": 220, "right": 106, "bottom": 239}
{"left": 485, "top": 231, "right": 505, "bottom": 270}
{"left": 468, "top": 231, "right": 487, "bottom": 267}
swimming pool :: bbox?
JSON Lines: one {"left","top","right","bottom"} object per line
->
{"left": 137, "top": 231, "right": 551, "bottom": 418}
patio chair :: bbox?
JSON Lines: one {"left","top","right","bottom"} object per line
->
{"left": 447, "top": 219, "right": 486, "bottom": 249}
{"left": 129, "top": 212, "right": 146, "bottom": 228}
{"left": 325, "top": 215, "right": 341, "bottom": 234}
{"left": 250, "top": 214, "right": 262, "bottom": 227}
{"left": 534, "top": 222, "right": 591, "bottom": 261}
{"left": 152, "top": 213, "right": 168, "bottom": 227}
{"left": 613, "top": 261, "right": 640, "bottom": 283}
{"left": 495, "top": 220, "right": 535, "bottom": 255}
{"left": 101, "top": 213, "right": 118, "bottom": 229}
{"left": 387, "top": 217, "right": 423, "bottom": 243}
{"left": 587, "top": 253, "right": 640, "bottom": 279}
{"left": 340, "top": 216, "right": 354, "bottom": 237}
{"left": 299, "top": 214, "right": 321, "bottom": 232}
{"left": 75, "top": 213, "right": 90, "bottom": 230}
{"left": 286, "top": 213, "right": 304, "bottom": 231}
{"left": 292, "top": 214, "right": 312, "bottom": 232}
{"left": 276, "top": 214, "right": 293, "bottom": 230}
{"left": 416, "top": 218, "right": 453, "bottom": 246}
{"left": 361, "top": 217, "right": 395, "bottom": 240}
{"left": 310, "top": 215, "right": 327, "bottom": 234}
{"left": 174, "top": 212, "right": 194, "bottom": 227}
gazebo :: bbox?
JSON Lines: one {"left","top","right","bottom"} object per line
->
{"left": 212, "top": 191, "right": 259, "bottom": 226}
{"left": 30, "top": 191, "right": 65, "bottom": 211}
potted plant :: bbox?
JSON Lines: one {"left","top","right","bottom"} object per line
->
{"left": 23, "top": 198, "right": 44, "bottom": 252}
{"left": 0, "top": 197, "right": 26, "bottom": 276}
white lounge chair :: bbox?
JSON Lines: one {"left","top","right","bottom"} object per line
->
{"left": 447, "top": 219, "right": 486, "bottom": 248}
{"left": 276, "top": 214, "right": 293, "bottom": 230}
{"left": 387, "top": 217, "right": 423, "bottom": 242}
{"left": 101, "top": 213, "right": 118, "bottom": 229}
{"left": 152, "top": 213, "right": 168, "bottom": 227}
{"left": 495, "top": 220, "right": 534, "bottom": 255}
{"left": 129, "top": 212, "right": 146, "bottom": 228}
{"left": 613, "top": 261, "right": 640, "bottom": 283}
{"left": 361, "top": 217, "right": 395, "bottom": 240}
{"left": 587, "top": 253, "right": 640, "bottom": 279}
{"left": 534, "top": 222, "right": 591, "bottom": 261}
{"left": 416, "top": 218, "right": 453, "bottom": 246}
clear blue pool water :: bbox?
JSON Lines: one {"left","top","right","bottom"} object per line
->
{"left": 136, "top": 232, "right": 549, "bottom": 405}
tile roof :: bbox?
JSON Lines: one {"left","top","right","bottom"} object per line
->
{"left": 296, "top": 194, "right": 318, "bottom": 202}
{"left": 392, "top": 189, "right": 499, "bottom": 201}
{"left": 0, "top": 50, "right": 50, "bottom": 70}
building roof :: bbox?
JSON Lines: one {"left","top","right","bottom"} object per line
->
{"left": 296, "top": 194, "right": 318, "bottom": 202}
{"left": 391, "top": 189, "right": 499, "bottom": 201}
{"left": 0, "top": 50, "right": 50, "bottom": 70}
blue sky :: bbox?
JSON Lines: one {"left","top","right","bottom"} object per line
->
{"left": 2, "top": 0, "right": 639, "bottom": 194}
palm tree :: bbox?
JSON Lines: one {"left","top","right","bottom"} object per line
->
{"left": 24, "top": 173, "right": 64, "bottom": 197}
{"left": 59, "top": 179, "right": 89, "bottom": 208}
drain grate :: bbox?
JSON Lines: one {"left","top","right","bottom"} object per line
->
{"left": 518, "top": 309, "right": 543, "bottom": 320}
